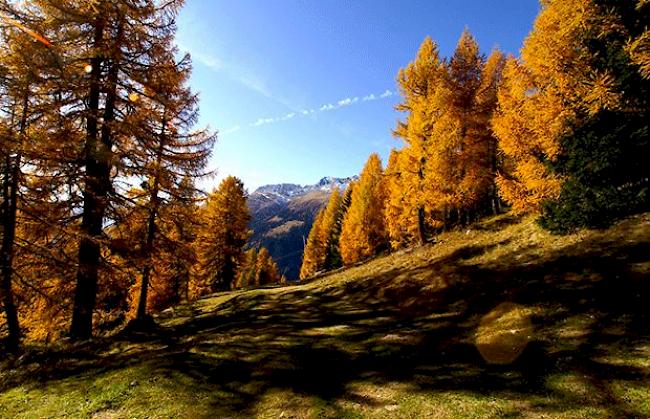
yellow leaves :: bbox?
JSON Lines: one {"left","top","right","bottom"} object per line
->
{"left": 300, "top": 208, "right": 327, "bottom": 280}
{"left": 384, "top": 149, "right": 420, "bottom": 249}
{"left": 583, "top": 72, "right": 621, "bottom": 115}
{"left": 491, "top": 0, "right": 646, "bottom": 214}
{"left": 495, "top": 156, "right": 563, "bottom": 215}
{"left": 392, "top": 30, "right": 504, "bottom": 237}
{"left": 627, "top": 29, "right": 650, "bottom": 79}
{"left": 476, "top": 49, "right": 506, "bottom": 110}
{"left": 237, "top": 246, "right": 281, "bottom": 288}
{"left": 395, "top": 37, "right": 443, "bottom": 124}
{"left": 493, "top": 56, "right": 565, "bottom": 167}
{"left": 340, "top": 154, "right": 387, "bottom": 265}
{"left": 493, "top": 1, "right": 588, "bottom": 212}
{"left": 522, "top": 0, "right": 592, "bottom": 82}
{"left": 300, "top": 187, "right": 347, "bottom": 279}
{"left": 449, "top": 29, "right": 483, "bottom": 98}
{"left": 192, "top": 176, "right": 251, "bottom": 293}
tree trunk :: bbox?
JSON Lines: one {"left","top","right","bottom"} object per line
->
{"left": 136, "top": 116, "right": 166, "bottom": 320}
{"left": 0, "top": 90, "right": 28, "bottom": 352}
{"left": 1, "top": 157, "right": 20, "bottom": 352}
{"left": 136, "top": 209, "right": 156, "bottom": 319}
{"left": 417, "top": 206, "right": 427, "bottom": 245}
{"left": 489, "top": 136, "right": 499, "bottom": 215}
{"left": 71, "top": 15, "right": 122, "bottom": 340}
{"left": 416, "top": 157, "right": 427, "bottom": 245}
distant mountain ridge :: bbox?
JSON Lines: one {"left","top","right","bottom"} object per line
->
{"left": 253, "top": 176, "right": 357, "bottom": 201}
{"left": 248, "top": 176, "right": 357, "bottom": 280}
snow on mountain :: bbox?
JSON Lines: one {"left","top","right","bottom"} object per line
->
{"left": 251, "top": 176, "right": 357, "bottom": 201}
{"left": 248, "top": 176, "right": 357, "bottom": 280}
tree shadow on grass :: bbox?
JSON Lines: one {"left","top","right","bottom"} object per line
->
{"left": 1, "top": 217, "right": 649, "bottom": 418}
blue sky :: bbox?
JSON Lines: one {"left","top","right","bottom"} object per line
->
{"left": 176, "top": 0, "right": 541, "bottom": 192}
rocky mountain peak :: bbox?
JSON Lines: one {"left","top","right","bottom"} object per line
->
{"left": 248, "top": 175, "right": 358, "bottom": 279}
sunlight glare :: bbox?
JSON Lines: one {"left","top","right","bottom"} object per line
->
{"left": 475, "top": 302, "right": 533, "bottom": 365}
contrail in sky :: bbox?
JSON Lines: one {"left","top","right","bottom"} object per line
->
{"left": 221, "top": 89, "right": 397, "bottom": 135}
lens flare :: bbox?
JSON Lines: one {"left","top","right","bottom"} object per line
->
{"left": 475, "top": 302, "right": 532, "bottom": 365}
{"left": 0, "top": 14, "right": 52, "bottom": 47}
{"left": 84, "top": 64, "right": 93, "bottom": 74}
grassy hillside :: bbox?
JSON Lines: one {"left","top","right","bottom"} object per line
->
{"left": 1, "top": 213, "right": 649, "bottom": 418}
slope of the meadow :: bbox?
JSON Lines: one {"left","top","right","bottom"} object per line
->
{"left": 1, "top": 213, "right": 649, "bottom": 418}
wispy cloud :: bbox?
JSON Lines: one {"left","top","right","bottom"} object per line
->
{"left": 253, "top": 118, "right": 275, "bottom": 127}
{"left": 237, "top": 75, "right": 273, "bottom": 100}
{"left": 177, "top": 41, "right": 295, "bottom": 110}
{"left": 221, "top": 90, "right": 397, "bottom": 135}
{"left": 337, "top": 97, "right": 359, "bottom": 107}
{"left": 221, "top": 125, "right": 241, "bottom": 134}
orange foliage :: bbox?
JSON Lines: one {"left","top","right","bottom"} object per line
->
{"left": 339, "top": 154, "right": 388, "bottom": 265}
{"left": 492, "top": 0, "right": 628, "bottom": 213}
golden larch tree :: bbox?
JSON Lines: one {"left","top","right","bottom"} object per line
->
{"left": 426, "top": 31, "right": 505, "bottom": 223}
{"left": 491, "top": 0, "right": 620, "bottom": 213}
{"left": 393, "top": 37, "right": 445, "bottom": 244}
{"left": 299, "top": 208, "right": 326, "bottom": 280}
{"left": 235, "top": 246, "right": 281, "bottom": 288}
{"left": 192, "top": 176, "right": 250, "bottom": 295}
{"left": 319, "top": 188, "right": 345, "bottom": 270}
{"left": 475, "top": 49, "right": 507, "bottom": 214}
{"left": 255, "top": 247, "right": 281, "bottom": 286}
{"left": 384, "top": 149, "right": 420, "bottom": 249}
{"left": 339, "top": 153, "right": 388, "bottom": 265}
{"left": 299, "top": 188, "right": 346, "bottom": 279}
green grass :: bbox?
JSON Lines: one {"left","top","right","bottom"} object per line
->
{"left": 1, "top": 212, "right": 649, "bottom": 418}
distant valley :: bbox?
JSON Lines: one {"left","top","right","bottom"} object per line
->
{"left": 247, "top": 177, "right": 356, "bottom": 280}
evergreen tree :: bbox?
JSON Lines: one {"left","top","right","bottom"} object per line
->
{"left": 326, "top": 182, "right": 354, "bottom": 268}
{"left": 539, "top": 0, "right": 650, "bottom": 231}
{"left": 492, "top": 0, "right": 649, "bottom": 227}
{"left": 492, "top": 0, "right": 619, "bottom": 214}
